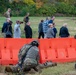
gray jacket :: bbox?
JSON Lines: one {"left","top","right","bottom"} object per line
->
{"left": 46, "top": 28, "right": 54, "bottom": 38}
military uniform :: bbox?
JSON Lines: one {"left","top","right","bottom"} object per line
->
{"left": 5, "top": 41, "right": 39, "bottom": 73}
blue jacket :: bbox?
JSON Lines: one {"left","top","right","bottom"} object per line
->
{"left": 2, "top": 22, "right": 10, "bottom": 33}
{"left": 43, "top": 20, "right": 49, "bottom": 33}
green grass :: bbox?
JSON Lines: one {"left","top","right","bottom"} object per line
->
{"left": 0, "top": 17, "right": 76, "bottom": 75}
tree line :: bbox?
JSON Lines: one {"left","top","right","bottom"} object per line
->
{"left": 0, "top": 0, "right": 76, "bottom": 16}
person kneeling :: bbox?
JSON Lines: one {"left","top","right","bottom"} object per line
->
{"left": 5, "top": 40, "right": 40, "bottom": 74}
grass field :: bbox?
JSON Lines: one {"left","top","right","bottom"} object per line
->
{"left": 0, "top": 17, "right": 76, "bottom": 75}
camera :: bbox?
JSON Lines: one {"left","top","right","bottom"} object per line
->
{"left": 16, "top": 20, "right": 23, "bottom": 24}
{"left": 20, "top": 21, "right": 23, "bottom": 24}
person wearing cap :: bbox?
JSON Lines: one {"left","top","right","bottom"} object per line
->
{"left": 46, "top": 23, "right": 54, "bottom": 38}
{"left": 14, "top": 20, "right": 21, "bottom": 38}
{"left": 59, "top": 23, "right": 70, "bottom": 37}
{"left": 5, "top": 40, "right": 40, "bottom": 74}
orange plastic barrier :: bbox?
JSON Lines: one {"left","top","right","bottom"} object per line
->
{"left": 39, "top": 39, "right": 49, "bottom": 63}
{"left": 67, "top": 48, "right": 76, "bottom": 62}
{"left": 56, "top": 48, "right": 68, "bottom": 62}
{"left": 50, "top": 38, "right": 71, "bottom": 49}
{"left": 0, "top": 38, "right": 5, "bottom": 64}
{"left": 1, "top": 38, "right": 34, "bottom": 65}
{"left": 0, "top": 38, "right": 76, "bottom": 65}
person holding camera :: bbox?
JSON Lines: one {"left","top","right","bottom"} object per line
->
{"left": 14, "top": 20, "right": 23, "bottom": 38}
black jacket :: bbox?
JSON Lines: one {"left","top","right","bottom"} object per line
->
{"left": 38, "top": 22, "right": 43, "bottom": 33}
{"left": 59, "top": 26, "right": 70, "bottom": 37}
{"left": 24, "top": 25, "right": 32, "bottom": 38}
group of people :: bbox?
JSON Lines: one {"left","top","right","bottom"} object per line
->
{"left": 38, "top": 16, "right": 70, "bottom": 39}
{"left": 2, "top": 8, "right": 70, "bottom": 39}
{"left": 2, "top": 8, "right": 32, "bottom": 38}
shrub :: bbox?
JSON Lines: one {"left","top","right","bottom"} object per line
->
{"left": 37, "top": 4, "right": 57, "bottom": 16}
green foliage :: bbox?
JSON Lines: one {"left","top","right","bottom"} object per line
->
{"left": 37, "top": 4, "right": 57, "bottom": 16}
{"left": 23, "top": 0, "right": 35, "bottom": 5}
{"left": 0, "top": 0, "right": 10, "bottom": 13}
{"left": 56, "top": 2, "right": 76, "bottom": 16}
{"left": 20, "top": 5, "right": 36, "bottom": 16}
{"left": 1, "top": 0, "right": 76, "bottom": 16}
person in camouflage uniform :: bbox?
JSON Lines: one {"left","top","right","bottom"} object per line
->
{"left": 5, "top": 40, "right": 40, "bottom": 73}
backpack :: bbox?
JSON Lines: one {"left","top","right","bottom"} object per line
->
{"left": 18, "top": 44, "right": 32, "bottom": 66}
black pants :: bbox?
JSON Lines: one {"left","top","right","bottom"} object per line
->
{"left": 25, "top": 34, "right": 32, "bottom": 38}
{"left": 38, "top": 32, "right": 44, "bottom": 39}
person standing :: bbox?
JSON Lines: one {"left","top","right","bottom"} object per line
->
{"left": 46, "top": 23, "right": 54, "bottom": 38}
{"left": 53, "top": 23, "right": 57, "bottom": 38}
{"left": 59, "top": 23, "right": 70, "bottom": 37}
{"left": 24, "top": 22, "right": 32, "bottom": 38}
{"left": 38, "top": 20, "right": 44, "bottom": 39}
{"left": 43, "top": 17, "right": 50, "bottom": 38}
{"left": 5, "top": 21, "right": 13, "bottom": 38}
{"left": 4, "top": 8, "right": 11, "bottom": 20}
{"left": 14, "top": 21, "right": 21, "bottom": 38}
{"left": 2, "top": 19, "right": 11, "bottom": 37}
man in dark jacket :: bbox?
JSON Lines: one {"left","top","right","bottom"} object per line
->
{"left": 2, "top": 19, "right": 10, "bottom": 33}
{"left": 24, "top": 22, "right": 32, "bottom": 38}
{"left": 38, "top": 20, "right": 44, "bottom": 39}
{"left": 2, "top": 19, "right": 12, "bottom": 38}
{"left": 59, "top": 23, "right": 70, "bottom": 37}
{"left": 5, "top": 21, "right": 13, "bottom": 38}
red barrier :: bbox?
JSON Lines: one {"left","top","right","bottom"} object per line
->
{"left": 39, "top": 39, "right": 49, "bottom": 63}
{"left": 0, "top": 38, "right": 5, "bottom": 64}
{"left": 0, "top": 38, "right": 76, "bottom": 65}
{"left": 67, "top": 48, "right": 76, "bottom": 62}
{"left": 56, "top": 48, "right": 68, "bottom": 62}
{"left": 50, "top": 38, "right": 71, "bottom": 49}
{"left": 46, "top": 49, "right": 57, "bottom": 62}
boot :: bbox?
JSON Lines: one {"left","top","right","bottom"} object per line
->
{"left": 52, "top": 62, "right": 57, "bottom": 66}
{"left": 5, "top": 66, "right": 13, "bottom": 72}
{"left": 32, "top": 66, "right": 42, "bottom": 74}
{"left": 33, "top": 67, "right": 38, "bottom": 72}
